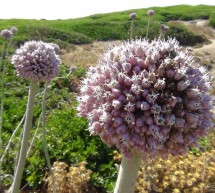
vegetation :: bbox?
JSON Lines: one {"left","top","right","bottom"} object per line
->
{"left": 0, "top": 63, "right": 117, "bottom": 192}
{"left": 136, "top": 149, "right": 215, "bottom": 193}
{"left": 209, "top": 12, "right": 215, "bottom": 27}
{"left": 0, "top": 5, "right": 214, "bottom": 48}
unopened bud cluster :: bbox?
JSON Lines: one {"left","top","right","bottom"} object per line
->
{"left": 11, "top": 40, "right": 61, "bottom": 82}
{"left": 77, "top": 38, "right": 213, "bottom": 158}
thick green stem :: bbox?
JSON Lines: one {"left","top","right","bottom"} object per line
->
{"left": 42, "top": 82, "right": 56, "bottom": 193}
{"left": 10, "top": 81, "right": 38, "bottom": 193}
{"left": 114, "top": 152, "right": 142, "bottom": 193}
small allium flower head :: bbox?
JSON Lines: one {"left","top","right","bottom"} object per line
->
{"left": 160, "top": 24, "right": 169, "bottom": 33}
{"left": 10, "top": 26, "right": 18, "bottom": 34}
{"left": 69, "top": 65, "right": 77, "bottom": 72}
{"left": 0, "top": 29, "right": 12, "bottom": 40}
{"left": 11, "top": 40, "right": 61, "bottom": 82}
{"left": 147, "top": 10, "right": 155, "bottom": 16}
{"left": 129, "top": 12, "right": 137, "bottom": 20}
{"left": 77, "top": 38, "right": 214, "bottom": 158}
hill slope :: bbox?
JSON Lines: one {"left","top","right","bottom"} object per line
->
{"left": 0, "top": 4, "right": 215, "bottom": 48}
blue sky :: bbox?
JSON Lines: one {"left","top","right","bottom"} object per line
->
{"left": 1, "top": 0, "right": 215, "bottom": 20}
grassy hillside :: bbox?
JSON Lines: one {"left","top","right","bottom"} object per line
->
{"left": 0, "top": 4, "right": 214, "bottom": 48}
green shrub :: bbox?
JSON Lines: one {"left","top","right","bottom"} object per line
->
{"left": 1, "top": 64, "right": 117, "bottom": 192}
{"left": 209, "top": 12, "right": 215, "bottom": 27}
{"left": 27, "top": 26, "right": 93, "bottom": 45}
{"left": 166, "top": 23, "right": 206, "bottom": 46}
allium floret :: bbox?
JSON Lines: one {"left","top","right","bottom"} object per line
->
{"left": 11, "top": 40, "right": 61, "bottom": 82}
{"left": 77, "top": 38, "right": 214, "bottom": 158}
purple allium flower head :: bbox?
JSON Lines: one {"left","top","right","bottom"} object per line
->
{"left": 147, "top": 10, "right": 155, "bottom": 17}
{"left": 69, "top": 65, "right": 77, "bottom": 72}
{"left": 160, "top": 24, "right": 169, "bottom": 33}
{"left": 77, "top": 38, "right": 214, "bottom": 158}
{"left": 10, "top": 26, "right": 18, "bottom": 34}
{"left": 129, "top": 13, "right": 137, "bottom": 20}
{"left": 11, "top": 40, "right": 61, "bottom": 82}
{"left": 0, "top": 29, "right": 12, "bottom": 40}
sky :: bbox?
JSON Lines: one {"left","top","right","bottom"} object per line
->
{"left": 1, "top": 0, "right": 215, "bottom": 20}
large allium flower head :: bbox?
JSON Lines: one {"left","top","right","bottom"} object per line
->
{"left": 129, "top": 13, "right": 137, "bottom": 20}
{"left": 77, "top": 38, "right": 214, "bottom": 158}
{"left": 147, "top": 10, "right": 155, "bottom": 16}
{"left": 10, "top": 26, "right": 18, "bottom": 34}
{"left": 11, "top": 40, "right": 61, "bottom": 82}
{"left": 0, "top": 29, "right": 12, "bottom": 40}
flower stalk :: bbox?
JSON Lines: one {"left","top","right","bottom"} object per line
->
{"left": 42, "top": 82, "right": 56, "bottom": 193}
{"left": 130, "top": 20, "right": 134, "bottom": 39}
{"left": 146, "top": 10, "right": 154, "bottom": 39}
{"left": 0, "top": 114, "right": 25, "bottom": 169}
{"left": 10, "top": 81, "right": 38, "bottom": 193}
{"left": 114, "top": 153, "right": 142, "bottom": 193}
{"left": 129, "top": 13, "right": 136, "bottom": 39}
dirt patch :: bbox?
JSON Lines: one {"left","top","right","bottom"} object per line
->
{"left": 61, "top": 40, "right": 121, "bottom": 67}
{"left": 170, "top": 19, "right": 215, "bottom": 39}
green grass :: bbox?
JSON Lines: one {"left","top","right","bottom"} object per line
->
{"left": 0, "top": 4, "right": 214, "bottom": 48}
{"left": 209, "top": 12, "right": 215, "bottom": 27}
{"left": 0, "top": 63, "right": 116, "bottom": 192}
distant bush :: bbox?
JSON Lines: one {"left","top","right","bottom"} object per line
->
{"left": 166, "top": 23, "right": 206, "bottom": 46}
{"left": 71, "top": 21, "right": 130, "bottom": 41}
{"left": 27, "top": 26, "right": 93, "bottom": 45}
{"left": 158, "top": 5, "right": 213, "bottom": 21}
{"left": 209, "top": 12, "right": 215, "bottom": 27}
{"left": 12, "top": 35, "right": 29, "bottom": 46}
